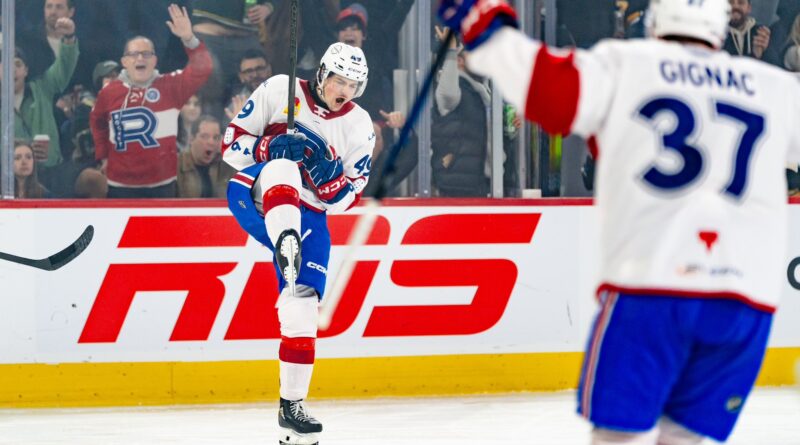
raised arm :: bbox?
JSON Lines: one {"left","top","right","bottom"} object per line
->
{"left": 165, "top": 4, "right": 213, "bottom": 103}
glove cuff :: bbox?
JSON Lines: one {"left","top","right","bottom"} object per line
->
{"left": 462, "top": 2, "right": 518, "bottom": 50}
{"left": 254, "top": 136, "right": 272, "bottom": 163}
{"left": 316, "top": 175, "right": 350, "bottom": 203}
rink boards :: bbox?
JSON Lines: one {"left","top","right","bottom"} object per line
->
{"left": 0, "top": 199, "right": 798, "bottom": 407}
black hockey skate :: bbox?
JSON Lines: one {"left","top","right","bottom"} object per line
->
{"left": 275, "top": 229, "right": 301, "bottom": 296}
{"left": 278, "top": 398, "right": 322, "bottom": 445}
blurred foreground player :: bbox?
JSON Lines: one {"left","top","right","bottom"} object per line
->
{"left": 221, "top": 42, "right": 374, "bottom": 445}
{"left": 440, "top": 0, "right": 800, "bottom": 443}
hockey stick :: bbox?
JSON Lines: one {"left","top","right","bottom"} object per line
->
{"left": 284, "top": 0, "right": 300, "bottom": 298}
{"left": 286, "top": 0, "right": 299, "bottom": 131}
{"left": 318, "top": 28, "right": 457, "bottom": 330}
{"left": 0, "top": 225, "right": 94, "bottom": 271}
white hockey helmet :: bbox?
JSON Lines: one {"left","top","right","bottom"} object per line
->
{"left": 316, "top": 42, "right": 369, "bottom": 98}
{"left": 647, "top": 0, "right": 730, "bottom": 49}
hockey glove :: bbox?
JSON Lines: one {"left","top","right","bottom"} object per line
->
{"left": 438, "top": 0, "right": 518, "bottom": 50}
{"left": 304, "top": 147, "right": 353, "bottom": 204}
{"left": 253, "top": 132, "right": 307, "bottom": 163}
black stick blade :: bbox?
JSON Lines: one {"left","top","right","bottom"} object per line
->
{"left": 45, "top": 225, "right": 94, "bottom": 271}
{"left": 0, "top": 225, "right": 94, "bottom": 271}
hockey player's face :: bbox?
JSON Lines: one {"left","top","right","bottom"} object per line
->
{"left": 323, "top": 74, "right": 358, "bottom": 111}
{"left": 122, "top": 39, "right": 157, "bottom": 85}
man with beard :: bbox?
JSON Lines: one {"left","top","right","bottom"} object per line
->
{"left": 17, "top": 0, "right": 76, "bottom": 80}
{"left": 234, "top": 50, "right": 273, "bottom": 98}
{"left": 225, "top": 50, "right": 272, "bottom": 121}
{"left": 724, "top": 0, "right": 774, "bottom": 62}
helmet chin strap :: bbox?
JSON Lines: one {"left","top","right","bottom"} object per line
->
{"left": 310, "top": 79, "right": 331, "bottom": 110}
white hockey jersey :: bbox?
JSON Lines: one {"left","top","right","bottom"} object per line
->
{"left": 222, "top": 74, "right": 375, "bottom": 213}
{"left": 471, "top": 29, "right": 800, "bottom": 312}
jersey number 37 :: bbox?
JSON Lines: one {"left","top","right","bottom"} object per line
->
{"left": 637, "top": 97, "right": 765, "bottom": 200}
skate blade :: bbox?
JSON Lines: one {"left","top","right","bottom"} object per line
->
{"left": 278, "top": 426, "right": 319, "bottom": 445}
{"left": 280, "top": 236, "right": 299, "bottom": 296}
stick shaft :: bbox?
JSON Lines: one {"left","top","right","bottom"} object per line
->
{"left": 319, "top": 30, "right": 457, "bottom": 329}
{"left": 286, "top": 0, "right": 299, "bottom": 130}
{"left": 373, "top": 28, "right": 456, "bottom": 200}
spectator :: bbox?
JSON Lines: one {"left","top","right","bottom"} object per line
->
{"left": 233, "top": 49, "right": 272, "bottom": 98}
{"left": 91, "top": 60, "right": 121, "bottom": 92}
{"left": 334, "top": 2, "right": 415, "bottom": 197}
{"left": 90, "top": 4, "right": 212, "bottom": 198}
{"left": 430, "top": 28, "right": 490, "bottom": 197}
{"left": 0, "top": 35, "right": 79, "bottom": 178}
{"left": 13, "top": 140, "right": 51, "bottom": 199}
{"left": 260, "top": 0, "right": 339, "bottom": 79}
{"left": 178, "top": 94, "right": 203, "bottom": 151}
{"left": 46, "top": 59, "right": 116, "bottom": 199}
{"left": 17, "top": 0, "right": 76, "bottom": 81}
{"left": 192, "top": 0, "right": 273, "bottom": 117}
{"left": 224, "top": 50, "right": 272, "bottom": 122}
{"left": 59, "top": 60, "right": 119, "bottom": 162}
{"left": 335, "top": 1, "right": 414, "bottom": 121}
{"left": 783, "top": 13, "right": 800, "bottom": 71}
{"left": 724, "top": 0, "right": 773, "bottom": 60}
{"left": 177, "top": 115, "right": 234, "bottom": 198}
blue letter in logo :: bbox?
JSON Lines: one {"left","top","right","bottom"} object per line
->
{"left": 111, "top": 107, "right": 159, "bottom": 151}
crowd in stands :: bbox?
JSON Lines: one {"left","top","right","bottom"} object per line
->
{"left": 3, "top": 0, "right": 800, "bottom": 199}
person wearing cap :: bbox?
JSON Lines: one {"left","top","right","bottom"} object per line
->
{"left": 335, "top": 1, "right": 413, "bottom": 121}
{"left": 336, "top": 1, "right": 415, "bottom": 198}
{"left": 39, "top": 59, "right": 113, "bottom": 199}
{"left": 0, "top": 28, "right": 79, "bottom": 177}
{"left": 92, "top": 60, "right": 121, "bottom": 93}
{"left": 260, "top": 0, "right": 340, "bottom": 80}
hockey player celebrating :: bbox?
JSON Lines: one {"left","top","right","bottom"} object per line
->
{"left": 440, "top": 0, "right": 800, "bottom": 444}
{"left": 221, "top": 42, "right": 373, "bottom": 445}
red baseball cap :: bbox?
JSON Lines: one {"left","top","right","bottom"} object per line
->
{"left": 337, "top": 3, "right": 368, "bottom": 29}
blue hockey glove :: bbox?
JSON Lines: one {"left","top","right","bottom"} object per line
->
{"left": 438, "top": 0, "right": 518, "bottom": 50}
{"left": 303, "top": 146, "right": 352, "bottom": 203}
{"left": 253, "top": 132, "right": 307, "bottom": 163}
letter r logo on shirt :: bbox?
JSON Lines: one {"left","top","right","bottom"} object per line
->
{"left": 111, "top": 106, "right": 159, "bottom": 151}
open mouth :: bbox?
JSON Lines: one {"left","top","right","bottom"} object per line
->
{"left": 335, "top": 97, "right": 345, "bottom": 106}
{"left": 344, "top": 39, "right": 357, "bottom": 46}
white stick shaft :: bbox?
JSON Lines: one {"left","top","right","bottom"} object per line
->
{"left": 318, "top": 200, "right": 380, "bottom": 330}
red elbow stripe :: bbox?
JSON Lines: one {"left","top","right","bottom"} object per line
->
{"left": 526, "top": 46, "right": 580, "bottom": 136}
{"left": 279, "top": 336, "right": 316, "bottom": 364}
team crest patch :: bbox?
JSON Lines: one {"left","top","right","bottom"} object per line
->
{"left": 145, "top": 88, "right": 161, "bottom": 102}
{"left": 283, "top": 97, "right": 301, "bottom": 116}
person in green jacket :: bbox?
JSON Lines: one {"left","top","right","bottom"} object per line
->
{"left": 0, "top": 16, "right": 79, "bottom": 171}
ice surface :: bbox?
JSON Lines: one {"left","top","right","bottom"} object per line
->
{"left": 0, "top": 388, "right": 797, "bottom": 444}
